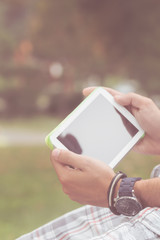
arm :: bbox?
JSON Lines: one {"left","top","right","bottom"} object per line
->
{"left": 134, "top": 178, "right": 160, "bottom": 208}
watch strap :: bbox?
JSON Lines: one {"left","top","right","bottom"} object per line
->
{"left": 118, "top": 177, "right": 141, "bottom": 197}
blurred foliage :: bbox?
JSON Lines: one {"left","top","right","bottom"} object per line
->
{"left": 0, "top": 0, "right": 160, "bottom": 117}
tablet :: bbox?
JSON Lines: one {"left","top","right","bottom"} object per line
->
{"left": 45, "top": 87, "right": 144, "bottom": 168}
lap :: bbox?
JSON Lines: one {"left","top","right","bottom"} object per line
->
{"left": 17, "top": 206, "right": 160, "bottom": 240}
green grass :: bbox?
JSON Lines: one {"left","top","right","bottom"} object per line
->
{"left": 0, "top": 146, "right": 81, "bottom": 240}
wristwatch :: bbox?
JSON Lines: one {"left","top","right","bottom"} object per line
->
{"left": 114, "top": 177, "right": 142, "bottom": 216}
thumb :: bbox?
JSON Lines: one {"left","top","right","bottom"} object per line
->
{"left": 114, "top": 92, "right": 148, "bottom": 109}
{"left": 82, "top": 86, "right": 98, "bottom": 97}
{"left": 51, "top": 149, "right": 86, "bottom": 170}
{"left": 83, "top": 87, "right": 122, "bottom": 97}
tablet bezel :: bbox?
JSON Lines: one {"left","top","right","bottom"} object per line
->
{"left": 46, "top": 87, "right": 144, "bottom": 168}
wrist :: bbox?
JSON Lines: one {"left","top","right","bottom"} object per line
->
{"left": 134, "top": 179, "right": 148, "bottom": 208}
{"left": 134, "top": 178, "right": 160, "bottom": 208}
{"left": 114, "top": 177, "right": 143, "bottom": 216}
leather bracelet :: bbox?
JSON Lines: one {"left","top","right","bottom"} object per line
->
{"left": 107, "top": 171, "right": 127, "bottom": 215}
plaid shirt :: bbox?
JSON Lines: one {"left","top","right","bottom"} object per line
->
{"left": 17, "top": 205, "right": 160, "bottom": 240}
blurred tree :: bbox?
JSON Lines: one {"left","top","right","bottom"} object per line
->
{"left": 29, "top": 0, "right": 160, "bottom": 95}
{"left": 29, "top": 0, "right": 107, "bottom": 79}
{"left": 1, "top": 0, "right": 160, "bottom": 117}
{"left": 79, "top": 0, "right": 160, "bottom": 95}
{"left": 0, "top": 1, "right": 32, "bottom": 60}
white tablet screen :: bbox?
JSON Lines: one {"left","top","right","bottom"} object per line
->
{"left": 56, "top": 94, "right": 139, "bottom": 165}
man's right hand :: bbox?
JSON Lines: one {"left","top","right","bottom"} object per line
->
{"left": 83, "top": 87, "right": 160, "bottom": 155}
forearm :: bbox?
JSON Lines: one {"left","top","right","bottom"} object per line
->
{"left": 134, "top": 178, "right": 160, "bottom": 208}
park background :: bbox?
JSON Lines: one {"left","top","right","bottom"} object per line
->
{"left": 0, "top": 1, "right": 160, "bottom": 239}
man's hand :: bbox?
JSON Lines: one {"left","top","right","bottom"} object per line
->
{"left": 83, "top": 87, "right": 160, "bottom": 155}
{"left": 51, "top": 149, "right": 115, "bottom": 207}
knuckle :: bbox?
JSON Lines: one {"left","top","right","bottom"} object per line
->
{"left": 59, "top": 175, "right": 67, "bottom": 184}
{"left": 59, "top": 171, "right": 73, "bottom": 185}
{"left": 144, "top": 97, "right": 153, "bottom": 106}
{"left": 127, "top": 92, "right": 134, "bottom": 97}
{"left": 83, "top": 158, "right": 90, "bottom": 169}
{"left": 62, "top": 186, "right": 69, "bottom": 195}
{"left": 70, "top": 196, "right": 77, "bottom": 202}
{"left": 147, "top": 98, "right": 153, "bottom": 105}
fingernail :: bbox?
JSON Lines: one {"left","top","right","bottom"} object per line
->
{"left": 53, "top": 149, "right": 60, "bottom": 160}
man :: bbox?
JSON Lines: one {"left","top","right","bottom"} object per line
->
{"left": 17, "top": 87, "right": 160, "bottom": 240}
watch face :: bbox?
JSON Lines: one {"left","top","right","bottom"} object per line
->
{"left": 115, "top": 197, "right": 142, "bottom": 216}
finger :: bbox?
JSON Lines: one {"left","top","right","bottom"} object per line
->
{"left": 104, "top": 88, "right": 123, "bottom": 97}
{"left": 83, "top": 86, "right": 123, "bottom": 97}
{"left": 82, "top": 86, "right": 98, "bottom": 96}
{"left": 51, "top": 153, "right": 80, "bottom": 186}
{"left": 114, "top": 93, "right": 148, "bottom": 109}
{"left": 51, "top": 154, "right": 66, "bottom": 178}
{"left": 51, "top": 149, "right": 86, "bottom": 170}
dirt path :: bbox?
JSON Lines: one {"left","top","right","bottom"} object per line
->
{"left": 0, "top": 128, "right": 47, "bottom": 146}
